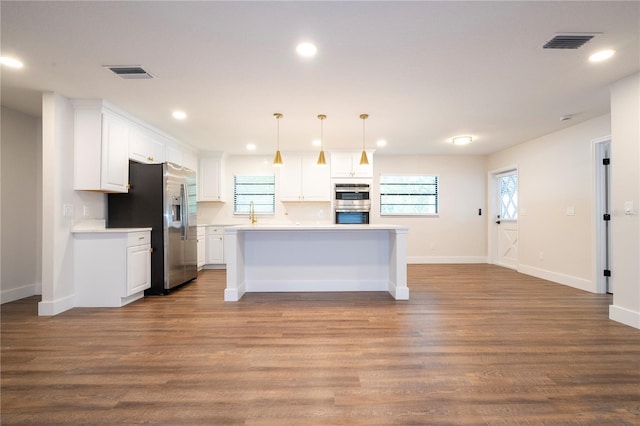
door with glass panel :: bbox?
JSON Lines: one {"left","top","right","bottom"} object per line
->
{"left": 495, "top": 170, "right": 518, "bottom": 269}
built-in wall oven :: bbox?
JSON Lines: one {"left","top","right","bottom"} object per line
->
{"left": 334, "top": 183, "right": 371, "bottom": 224}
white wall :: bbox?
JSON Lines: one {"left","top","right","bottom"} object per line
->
{"left": 1, "top": 106, "right": 42, "bottom": 303}
{"left": 487, "top": 114, "right": 611, "bottom": 292}
{"left": 373, "top": 155, "right": 487, "bottom": 263}
{"left": 38, "top": 93, "right": 105, "bottom": 315}
{"left": 609, "top": 72, "right": 640, "bottom": 329}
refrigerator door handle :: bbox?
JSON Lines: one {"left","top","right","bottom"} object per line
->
{"left": 180, "top": 183, "right": 187, "bottom": 240}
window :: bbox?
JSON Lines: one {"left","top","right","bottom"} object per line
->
{"left": 380, "top": 175, "right": 438, "bottom": 215}
{"left": 498, "top": 172, "right": 517, "bottom": 220}
{"left": 233, "top": 175, "right": 275, "bottom": 215}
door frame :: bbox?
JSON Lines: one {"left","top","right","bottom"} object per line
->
{"left": 592, "top": 135, "right": 612, "bottom": 294}
{"left": 488, "top": 164, "right": 519, "bottom": 267}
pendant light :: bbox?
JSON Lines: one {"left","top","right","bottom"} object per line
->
{"left": 273, "top": 113, "right": 283, "bottom": 166}
{"left": 317, "top": 114, "right": 327, "bottom": 165}
{"left": 359, "top": 113, "right": 369, "bottom": 165}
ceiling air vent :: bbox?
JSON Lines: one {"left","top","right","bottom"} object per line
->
{"left": 543, "top": 34, "right": 597, "bottom": 49}
{"left": 104, "top": 65, "right": 154, "bottom": 79}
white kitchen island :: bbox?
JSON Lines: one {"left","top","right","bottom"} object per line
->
{"left": 223, "top": 224, "right": 409, "bottom": 301}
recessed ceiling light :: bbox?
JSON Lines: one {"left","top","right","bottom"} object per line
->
{"left": 589, "top": 49, "right": 615, "bottom": 62}
{"left": 246, "top": 143, "right": 256, "bottom": 151}
{"left": 376, "top": 139, "right": 387, "bottom": 148}
{"left": 296, "top": 42, "right": 317, "bottom": 58}
{"left": 312, "top": 139, "right": 321, "bottom": 147}
{"left": 0, "top": 56, "right": 24, "bottom": 68}
{"left": 452, "top": 136, "right": 473, "bottom": 145}
{"left": 172, "top": 110, "right": 187, "bottom": 120}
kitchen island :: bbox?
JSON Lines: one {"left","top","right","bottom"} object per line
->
{"left": 224, "top": 224, "right": 408, "bottom": 301}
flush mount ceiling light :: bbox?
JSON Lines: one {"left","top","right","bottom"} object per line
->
{"left": 317, "top": 114, "right": 327, "bottom": 166}
{"left": 246, "top": 143, "right": 256, "bottom": 151}
{"left": 273, "top": 113, "right": 284, "bottom": 166}
{"left": 359, "top": 114, "right": 369, "bottom": 165}
{"left": 452, "top": 136, "right": 473, "bottom": 146}
{"left": 0, "top": 56, "right": 24, "bottom": 68}
{"left": 376, "top": 139, "right": 387, "bottom": 148}
{"left": 296, "top": 42, "right": 317, "bottom": 58}
{"left": 172, "top": 110, "right": 187, "bottom": 120}
{"left": 589, "top": 49, "right": 615, "bottom": 62}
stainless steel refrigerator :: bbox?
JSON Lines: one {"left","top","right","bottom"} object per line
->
{"left": 107, "top": 161, "right": 198, "bottom": 294}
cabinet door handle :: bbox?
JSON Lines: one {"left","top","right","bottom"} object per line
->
{"left": 147, "top": 156, "right": 154, "bottom": 162}
{"left": 139, "top": 236, "right": 145, "bottom": 240}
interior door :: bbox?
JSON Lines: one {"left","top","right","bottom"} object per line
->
{"left": 495, "top": 170, "right": 518, "bottom": 270}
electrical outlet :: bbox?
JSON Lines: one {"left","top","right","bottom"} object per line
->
{"left": 624, "top": 201, "right": 633, "bottom": 215}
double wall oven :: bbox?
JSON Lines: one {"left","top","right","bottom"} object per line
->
{"left": 334, "top": 183, "right": 370, "bottom": 224}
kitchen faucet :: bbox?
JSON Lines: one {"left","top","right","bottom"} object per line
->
{"left": 249, "top": 201, "right": 257, "bottom": 225}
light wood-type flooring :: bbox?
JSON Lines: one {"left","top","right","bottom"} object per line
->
{"left": 2, "top": 264, "right": 639, "bottom": 425}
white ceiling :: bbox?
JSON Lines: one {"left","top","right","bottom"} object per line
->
{"left": 1, "top": 1, "right": 638, "bottom": 156}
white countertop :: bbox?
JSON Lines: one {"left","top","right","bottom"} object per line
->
{"left": 72, "top": 220, "right": 151, "bottom": 234}
{"left": 225, "top": 223, "right": 408, "bottom": 232}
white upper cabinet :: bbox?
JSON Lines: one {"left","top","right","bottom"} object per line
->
{"left": 279, "top": 153, "right": 331, "bottom": 202}
{"left": 74, "top": 103, "right": 130, "bottom": 193}
{"left": 182, "top": 150, "right": 198, "bottom": 172}
{"left": 330, "top": 151, "right": 374, "bottom": 178}
{"left": 199, "top": 154, "right": 226, "bottom": 202}
{"left": 165, "top": 142, "right": 183, "bottom": 166}
{"left": 74, "top": 100, "right": 197, "bottom": 193}
{"left": 129, "top": 126, "right": 165, "bottom": 164}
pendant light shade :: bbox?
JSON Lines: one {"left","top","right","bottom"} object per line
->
{"left": 359, "top": 113, "right": 369, "bottom": 165}
{"left": 273, "top": 113, "right": 283, "bottom": 166}
{"left": 317, "top": 150, "right": 326, "bottom": 165}
{"left": 317, "top": 114, "right": 327, "bottom": 166}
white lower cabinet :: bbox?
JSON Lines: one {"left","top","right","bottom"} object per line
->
{"left": 197, "top": 226, "right": 206, "bottom": 270}
{"left": 74, "top": 229, "right": 151, "bottom": 307}
{"left": 205, "top": 226, "right": 225, "bottom": 266}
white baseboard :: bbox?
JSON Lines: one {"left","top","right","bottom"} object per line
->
{"left": 1, "top": 284, "right": 38, "bottom": 304}
{"left": 38, "top": 294, "right": 75, "bottom": 316}
{"left": 245, "top": 279, "right": 389, "bottom": 293}
{"left": 408, "top": 256, "right": 488, "bottom": 264}
{"left": 609, "top": 305, "right": 640, "bottom": 329}
{"left": 518, "top": 264, "right": 595, "bottom": 293}
{"left": 203, "top": 264, "right": 226, "bottom": 270}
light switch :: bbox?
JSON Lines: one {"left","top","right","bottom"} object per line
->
{"left": 566, "top": 206, "right": 575, "bottom": 216}
{"left": 63, "top": 204, "right": 74, "bottom": 217}
{"left": 624, "top": 201, "right": 633, "bottom": 215}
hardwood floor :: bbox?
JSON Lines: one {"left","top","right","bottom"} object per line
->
{"left": 2, "top": 264, "right": 639, "bottom": 425}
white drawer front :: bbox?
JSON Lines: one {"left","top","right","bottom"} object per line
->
{"left": 127, "top": 231, "right": 150, "bottom": 246}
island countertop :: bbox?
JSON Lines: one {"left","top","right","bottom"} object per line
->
{"left": 225, "top": 223, "right": 408, "bottom": 232}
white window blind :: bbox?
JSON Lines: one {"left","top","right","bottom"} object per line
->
{"left": 233, "top": 175, "right": 275, "bottom": 215}
{"left": 380, "top": 175, "right": 439, "bottom": 215}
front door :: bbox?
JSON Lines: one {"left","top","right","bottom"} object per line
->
{"left": 495, "top": 170, "right": 518, "bottom": 269}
